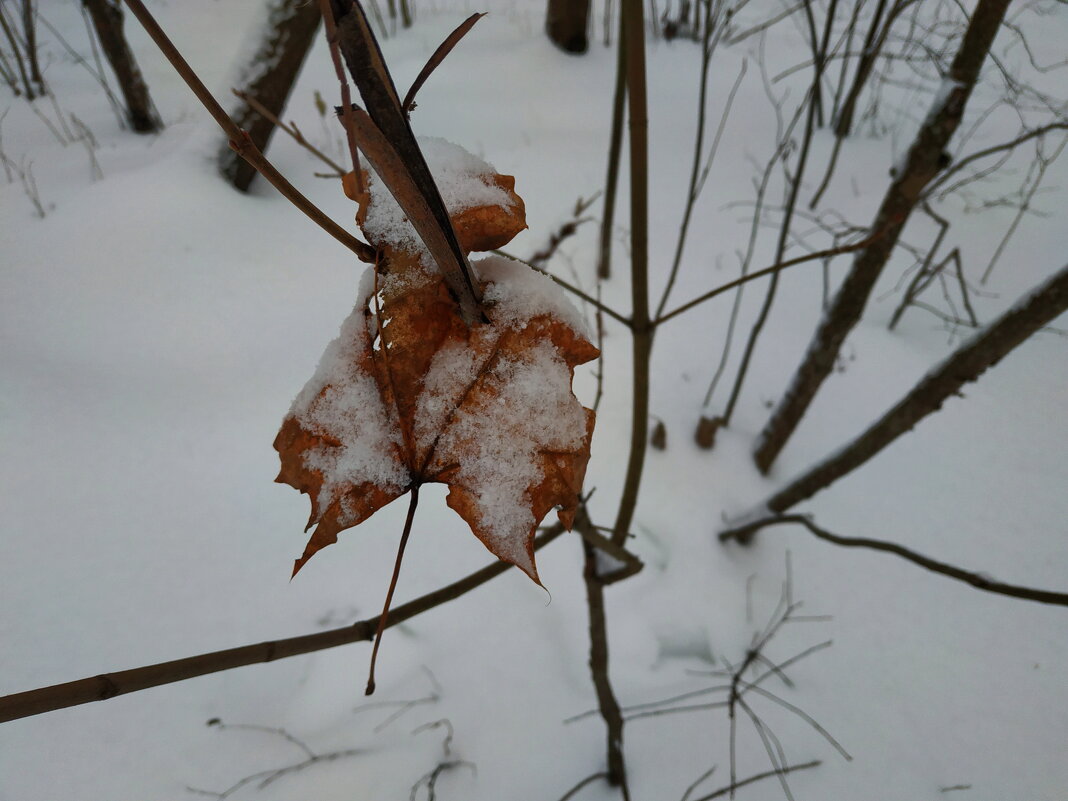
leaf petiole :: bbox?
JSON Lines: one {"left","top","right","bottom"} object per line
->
{"left": 366, "top": 484, "right": 420, "bottom": 695}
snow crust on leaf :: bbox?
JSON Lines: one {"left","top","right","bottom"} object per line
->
{"left": 422, "top": 338, "right": 590, "bottom": 574}
{"left": 361, "top": 136, "right": 516, "bottom": 257}
{"left": 479, "top": 254, "right": 591, "bottom": 338}
{"left": 288, "top": 276, "right": 408, "bottom": 526}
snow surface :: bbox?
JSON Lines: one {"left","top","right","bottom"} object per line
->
{"left": 2, "top": 2, "right": 1068, "bottom": 800}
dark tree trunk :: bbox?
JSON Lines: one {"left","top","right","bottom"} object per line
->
{"left": 546, "top": 0, "right": 591, "bottom": 54}
{"left": 753, "top": 0, "right": 1013, "bottom": 474}
{"left": 220, "top": 0, "right": 322, "bottom": 192}
{"left": 730, "top": 263, "right": 1068, "bottom": 544}
{"left": 82, "top": 0, "right": 161, "bottom": 133}
{"left": 22, "top": 1, "right": 44, "bottom": 95}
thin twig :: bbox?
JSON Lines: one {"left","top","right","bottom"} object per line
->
{"left": 555, "top": 772, "right": 609, "bottom": 801}
{"left": 492, "top": 249, "right": 631, "bottom": 327}
{"left": 231, "top": 88, "right": 346, "bottom": 175}
{"left": 318, "top": 0, "right": 364, "bottom": 196}
{"left": 723, "top": 515, "right": 1068, "bottom": 607}
{"left": 657, "top": 229, "right": 885, "bottom": 325}
{"left": 925, "top": 121, "right": 1068, "bottom": 199}
{"left": 693, "top": 760, "right": 821, "bottom": 801}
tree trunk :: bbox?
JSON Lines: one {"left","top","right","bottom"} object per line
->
{"left": 726, "top": 263, "right": 1068, "bottom": 543}
{"left": 546, "top": 0, "right": 591, "bottom": 54}
{"left": 220, "top": 0, "right": 322, "bottom": 191}
{"left": 22, "top": 0, "right": 44, "bottom": 95}
{"left": 82, "top": 0, "right": 161, "bottom": 133}
{"left": 752, "top": 0, "right": 1013, "bottom": 474}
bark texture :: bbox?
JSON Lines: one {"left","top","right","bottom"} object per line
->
{"left": 546, "top": 0, "right": 591, "bottom": 53}
{"left": 220, "top": 0, "right": 322, "bottom": 191}
{"left": 739, "top": 263, "right": 1068, "bottom": 541}
{"left": 753, "top": 0, "right": 1013, "bottom": 474}
{"left": 83, "top": 0, "right": 161, "bottom": 132}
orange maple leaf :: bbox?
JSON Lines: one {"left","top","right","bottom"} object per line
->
{"left": 275, "top": 152, "right": 598, "bottom": 585}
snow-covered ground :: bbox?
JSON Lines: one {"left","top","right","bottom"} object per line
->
{"left": 2, "top": 1, "right": 1067, "bottom": 799}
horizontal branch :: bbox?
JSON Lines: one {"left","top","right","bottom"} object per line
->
{"left": 120, "top": 0, "right": 375, "bottom": 263}
{"left": 0, "top": 526, "right": 565, "bottom": 725}
{"left": 719, "top": 515, "right": 1068, "bottom": 608}
{"left": 655, "top": 230, "right": 884, "bottom": 326}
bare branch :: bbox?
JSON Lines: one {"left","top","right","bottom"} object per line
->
{"left": 0, "top": 526, "right": 566, "bottom": 724}
{"left": 692, "top": 760, "right": 821, "bottom": 801}
{"left": 722, "top": 515, "right": 1068, "bottom": 608}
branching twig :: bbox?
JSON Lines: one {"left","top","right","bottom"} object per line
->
{"left": 409, "top": 760, "right": 475, "bottom": 801}
{"left": 657, "top": 228, "right": 887, "bottom": 325}
{"left": 528, "top": 194, "right": 599, "bottom": 269}
{"left": 231, "top": 88, "right": 346, "bottom": 176}
{"left": 721, "top": 515, "right": 1068, "bottom": 607}
{"left": 693, "top": 760, "right": 821, "bottom": 801}
{"left": 925, "top": 121, "right": 1068, "bottom": 199}
{"left": 555, "top": 772, "right": 610, "bottom": 801}
{"left": 187, "top": 721, "right": 365, "bottom": 800}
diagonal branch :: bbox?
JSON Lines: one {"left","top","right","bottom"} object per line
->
{"left": 231, "top": 88, "right": 347, "bottom": 176}
{"left": 692, "top": 760, "right": 821, "bottom": 801}
{"left": 0, "top": 525, "right": 566, "bottom": 725}
{"left": 401, "top": 12, "right": 484, "bottom": 114}
{"left": 722, "top": 263, "right": 1068, "bottom": 541}
{"left": 119, "top": 0, "right": 375, "bottom": 263}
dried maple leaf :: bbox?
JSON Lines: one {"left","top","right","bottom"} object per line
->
{"left": 275, "top": 145, "right": 597, "bottom": 585}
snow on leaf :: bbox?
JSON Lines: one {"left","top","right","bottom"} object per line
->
{"left": 276, "top": 143, "right": 596, "bottom": 582}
